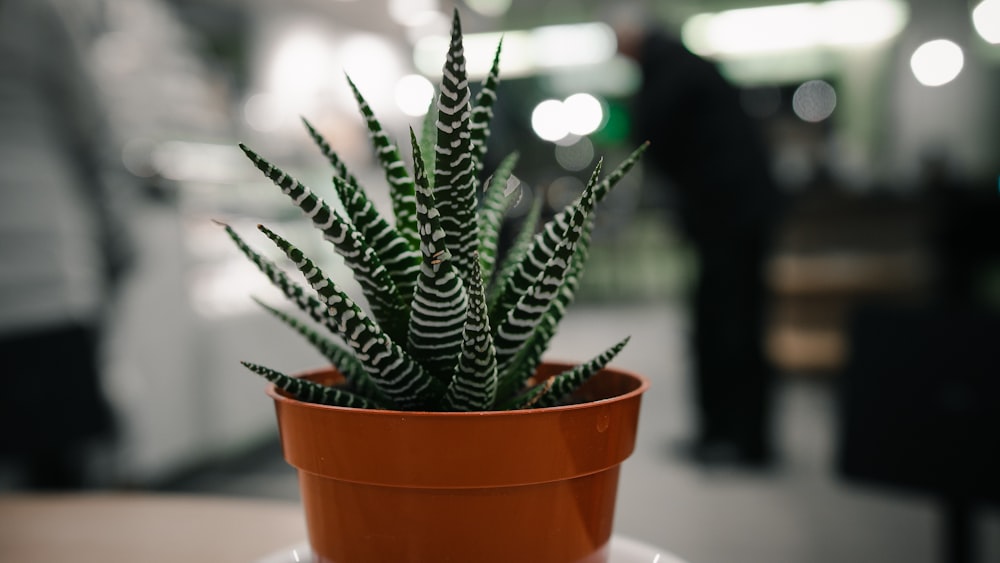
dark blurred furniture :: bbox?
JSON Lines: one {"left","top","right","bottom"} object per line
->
{"left": 765, "top": 189, "right": 933, "bottom": 375}
{"left": 837, "top": 304, "right": 1000, "bottom": 563}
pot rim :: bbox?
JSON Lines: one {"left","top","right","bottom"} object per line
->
{"left": 268, "top": 360, "right": 649, "bottom": 486}
{"left": 265, "top": 359, "right": 650, "bottom": 416}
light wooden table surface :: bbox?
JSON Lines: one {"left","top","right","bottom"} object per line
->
{"left": 0, "top": 492, "right": 306, "bottom": 562}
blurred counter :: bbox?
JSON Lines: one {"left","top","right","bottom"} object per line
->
{"left": 0, "top": 493, "right": 305, "bottom": 562}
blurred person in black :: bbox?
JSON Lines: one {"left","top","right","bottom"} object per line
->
{"left": 614, "top": 14, "right": 784, "bottom": 467}
{"left": 0, "top": 0, "right": 134, "bottom": 488}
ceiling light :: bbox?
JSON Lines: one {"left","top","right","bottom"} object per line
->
{"left": 465, "top": 0, "right": 512, "bottom": 17}
{"left": 414, "top": 23, "right": 616, "bottom": 79}
{"left": 682, "top": 0, "right": 908, "bottom": 57}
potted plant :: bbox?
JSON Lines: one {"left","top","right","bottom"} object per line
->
{"left": 221, "top": 9, "right": 649, "bottom": 563}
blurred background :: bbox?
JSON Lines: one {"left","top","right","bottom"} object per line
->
{"left": 1, "top": 0, "right": 998, "bottom": 561}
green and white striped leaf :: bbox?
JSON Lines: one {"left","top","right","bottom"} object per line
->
{"left": 496, "top": 224, "right": 594, "bottom": 399}
{"left": 252, "top": 296, "right": 363, "bottom": 377}
{"left": 470, "top": 38, "right": 503, "bottom": 179}
{"left": 492, "top": 170, "right": 597, "bottom": 371}
{"left": 224, "top": 224, "right": 400, "bottom": 404}
{"left": 434, "top": 9, "right": 479, "bottom": 285}
{"left": 301, "top": 117, "right": 420, "bottom": 304}
{"left": 241, "top": 361, "right": 382, "bottom": 409}
{"left": 487, "top": 194, "right": 542, "bottom": 312}
{"left": 345, "top": 75, "right": 419, "bottom": 251}
{"left": 251, "top": 297, "right": 387, "bottom": 402}
{"left": 489, "top": 144, "right": 645, "bottom": 325}
{"left": 219, "top": 222, "right": 329, "bottom": 324}
{"left": 300, "top": 117, "right": 361, "bottom": 190}
{"left": 443, "top": 252, "right": 497, "bottom": 411}
{"left": 547, "top": 143, "right": 649, "bottom": 236}
{"left": 489, "top": 158, "right": 602, "bottom": 331}
{"left": 496, "top": 375, "right": 550, "bottom": 410}
{"left": 258, "top": 225, "right": 444, "bottom": 410}
{"left": 407, "top": 128, "right": 467, "bottom": 382}
{"left": 494, "top": 163, "right": 602, "bottom": 396}
{"left": 227, "top": 11, "right": 643, "bottom": 412}
{"left": 477, "top": 151, "right": 519, "bottom": 281}
{"left": 528, "top": 336, "right": 630, "bottom": 409}
{"left": 330, "top": 175, "right": 420, "bottom": 307}
{"left": 239, "top": 144, "right": 408, "bottom": 341}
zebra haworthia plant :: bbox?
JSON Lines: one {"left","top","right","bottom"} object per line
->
{"left": 223, "top": 9, "right": 647, "bottom": 412}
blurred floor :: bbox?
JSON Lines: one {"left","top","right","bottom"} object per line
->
{"left": 161, "top": 301, "right": 1000, "bottom": 563}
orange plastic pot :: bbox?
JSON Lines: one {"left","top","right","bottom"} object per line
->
{"left": 267, "top": 361, "right": 648, "bottom": 563}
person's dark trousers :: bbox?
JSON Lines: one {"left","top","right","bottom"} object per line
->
{"left": 0, "top": 322, "right": 115, "bottom": 489}
{"left": 690, "top": 227, "right": 773, "bottom": 460}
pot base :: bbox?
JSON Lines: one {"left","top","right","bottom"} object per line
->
{"left": 269, "top": 363, "right": 648, "bottom": 563}
{"left": 302, "top": 467, "right": 620, "bottom": 563}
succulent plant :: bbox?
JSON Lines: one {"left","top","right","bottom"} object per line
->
{"left": 222, "top": 9, "right": 646, "bottom": 412}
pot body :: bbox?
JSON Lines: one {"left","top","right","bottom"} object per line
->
{"left": 268, "top": 362, "right": 648, "bottom": 563}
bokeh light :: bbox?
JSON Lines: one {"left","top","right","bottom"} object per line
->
{"left": 909, "top": 39, "right": 964, "bottom": 87}
{"left": 268, "top": 27, "right": 332, "bottom": 114}
{"left": 243, "top": 92, "right": 284, "bottom": 132}
{"left": 554, "top": 137, "right": 595, "bottom": 171}
{"left": 531, "top": 99, "right": 569, "bottom": 142}
{"left": 340, "top": 33, "right": 403, "bottom": 96}
{"left": 563, "top": 93, "right": 605, "bottom": 136}
{"left": 792, "top": 80, "right": 837, "bottom": 122}
{"left": 388, "top": 0, "right": 441, "bottom": 27}
{"left": 121, "top": 137, "right": 157, "bottom": 178}
{"left": 972, "top": 0, "right": 1000, "bottom": 44}
{"left": 395, "top": 74, "right": 435, "bottom": 117}
{"left": 531, "top": 94, "right": 606, "bottom": 142}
